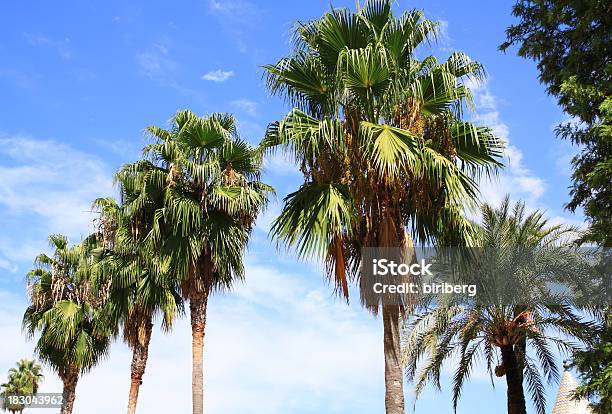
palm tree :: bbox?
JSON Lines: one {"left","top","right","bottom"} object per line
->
{"left": 93, "top": 163, "right": 183, "bottom": 414}
{"left": 23, "top": 235, "right": 111, "bottom": 414}
{"left": 133, "top": 110, "right": 272, "bottom": 414}
{"left": 6, "top": 359, "right": 44, "bottom": 395}
{"left": 1, "top": 381, "right": 25, "bottom": 414}
{"left": 1, "top": 360, "right": 43, "bottom": 414}
{"left": 402, "top": 197, "right": 595, "bottom": 414}
{"left": 261, "top": 1, "right": 504, "bottom": 412}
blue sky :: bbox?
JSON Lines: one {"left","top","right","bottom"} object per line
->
{"left": 0, "top": 1, "right": 583, "bottom": 413}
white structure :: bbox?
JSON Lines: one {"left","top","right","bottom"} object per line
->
{"left": 552, "top": 371, "right": 593, "bottom": 414}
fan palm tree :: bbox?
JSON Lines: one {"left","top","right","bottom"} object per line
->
{"left": 23, "top": 235, "right": 111, "bottom": 414}
{"left": 93, "top": 153, "right": 185, "bottom": 414}
{"left": 402, "top": 197, "right": 595, "bottom": 414}
{"left": 1, "top": 359, "right": 43, "bottom": 414}
{"left": 261, "top": 2, "right": 504, "bottom": 412}
{"left": 93, "top": 193, "right": 183, "bottom": 414}
{"left": 6, "top": 360, "right": 44, "bottom": 395}
{"left": 1, "top": 360, "right": 42, "bottom": 414}
{"left": 135, "top": 110, "right": 272, "bottom": 414}
{"left": 1, "top": 381, "right": 25, "bottom": 414}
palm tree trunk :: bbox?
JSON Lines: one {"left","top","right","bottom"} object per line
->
{"left": 500, "top": 345, "right": 527, "bottom": 414}
{"left": 127, "top": 320, "right": 153, "bottom": 414}
{"left": 513, "top": 307, "right": 527, "bottom": 384}
{"left": 60, "top": 369, "right": 79, "bottom": 414}
{"left": 383, "top": 305, "right": 405, "bottom": 414}
{"left": 190, "top": 291, "right": 209, "bottom": 414}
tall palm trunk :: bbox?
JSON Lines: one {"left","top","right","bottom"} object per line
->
{"left": 382, "top": 305, "right": 405, "bottom": 414}
{"left": 60, "top": 368, "right": 79, "bottom": 414}
{"left": 190, "top": 291, "right": 209, "bottom": 414}
{"left": 500, "top": 345, "right": 527, "bottom": 414}
{"left": 127, "top": 320, "right": 153, "bottom": 414}
{"left": 378, "top": 216, "right": 414, "bottom": 414}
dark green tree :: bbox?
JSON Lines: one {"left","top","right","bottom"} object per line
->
{"left": 570, "top": 314, "right": 612, "bottom": 414}
{"left": 500, "top": 0, "right": 612, "bottom": 246}
{"left": 501, "top": 4, "right": 611, "bottom": 409}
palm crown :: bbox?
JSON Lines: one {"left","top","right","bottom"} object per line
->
{"left": 22, "top": 235, "right": 110, "bottom": 414}
{"left": 139, "top": 110, "right": 273, "bottom": 293}
{"left": 93, "top": 173, "right": 183, "bottom": 349}
{"left": 262, "top": 1, "right": 505, "bottom": 304}
{"left": 23, "top": 235, "right": 110, "bottom": 377}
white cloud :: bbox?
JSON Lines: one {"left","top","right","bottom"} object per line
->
{"left": 0, "top": 258, "right": 17, "bottom": 273}
{"left": 467, "top": 79, "right": 548, "bottom": 206}
{"left": 208, "top": 0, "right": 255, "bottom": 15}
{"left": 463, "top": 79, "right": 587, "bottom": 231}
{"left": 254, "top": 199, "right": 281, "bottom": 234}
{"left": 231, "top": 98, "right": 257, "bottom": 116}
{"left": 0, "top": 260, "right": 382, "bottom": 413}
{"left": 202, "top": 69, "right": 234, "bottom": 82}
{"left": 0, "top": 136, "right": 114, "bottom": 270}
{"left": 263, "top": 151, "right": 299, "bottom": 176}
{"left": 436, "top": 19, "right": 454, "bottom": 52}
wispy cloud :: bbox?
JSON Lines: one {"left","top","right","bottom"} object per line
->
{"left": 231, "top": 98, "right": 257, "bottom": 115}
{"left": 0, "top": 68, "right": 38, "bottom": 91}
{"left": 436, "top": 19, "right": 454, "bottom": 52}
{"left": 263, "top": 152, "right": 299, "bottom": 177}
{"left": 0, "top": 258, "right": 17, "bottom": 273}
{"left": 436, "top": 22, "right": 547, "bottom": 207}
{"left": 0, "top": 135, "right": 114, "bottom": 272}
{"left": 202, "top": 69, "right": 234, "bottom": 82}
{"left": 24, "top": 33, "right": 73, "bottom": 60}
{"left": 135, "top": 43, "right": 200, "bottom": 98}
{"left": 136, "top": 44, "right": 177, "bottom": 82}
{"left": 208, "top": 0, "right": 255, "bottom": 14}
{"left": 209, "top": 0, "right": 227, "bottom": 11}
{"left": 0, "top": 259, "right": 382, "bottom": 413}
{"left": 467, "top": 78, "right": 547, "bottom": 206}
{"left": 207, "top": 0, "right": 261, "bottom": 53}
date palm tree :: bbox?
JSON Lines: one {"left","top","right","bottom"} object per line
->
{"left": 23, "top": 235, "right": 111, "bottom": 414}
{"left": 0, "top": 359, "right": 43, "bottom": 414}
{"left": 261, "top": 1, "right": 504, "bottom": 412}
{"left": 138, "top": 110, "right": 272, "bottom": 414}
{"left": 402, "top": 197, "right": 595, "bottom": 414}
